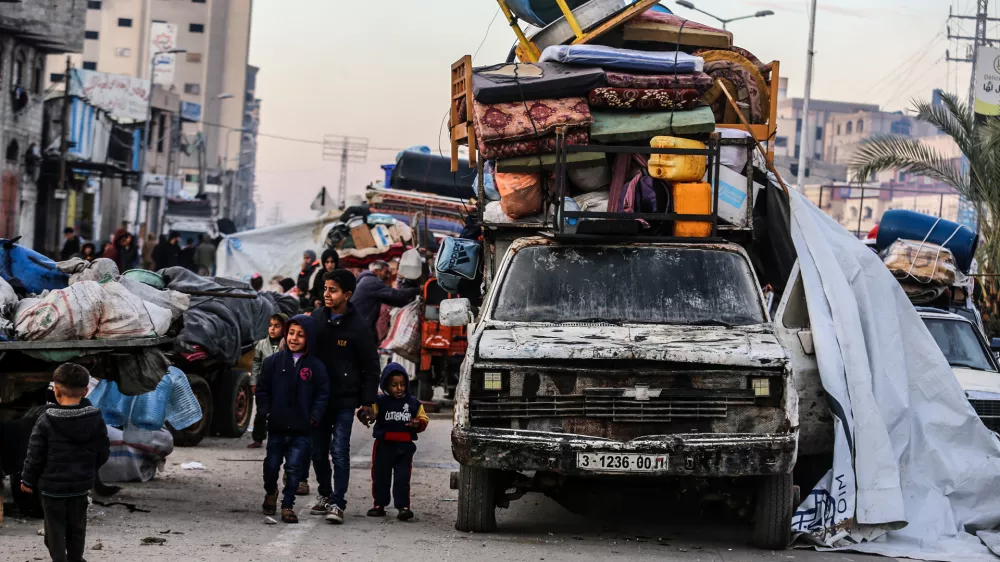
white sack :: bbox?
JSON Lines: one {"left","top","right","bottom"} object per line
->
{"left": 67, "top": 258, "right": 120, "bottom": 285}
{"left": 14, "top": 280, "right": 170, "bottom": 341}
{"left": 789, "top": 190, "right": 1000, "bottom": 561}
{"left": 99, "top": 425, "right": 173, "bottom": 483}
{"left": 120, "top": 277, "right": 190, "bottom": 322}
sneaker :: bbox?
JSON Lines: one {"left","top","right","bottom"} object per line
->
{"left": 325, "top": 505, "right": 345, "bottom": 524}
{"left": 281, "top": 507, "right": 298, "bottom": 524}
{"left": 310, "top": 496, "right": 332, "bottom": 515}
{"left": 397, "top": 508, "right": 414, "bottom": 521}
{"left": 296, "top": 481, "right": 310, "bottom": 496}
{"left": 247, "top": 441, "right": 263, "bottom": 449}
{"left": 366, "top": 506, "right": 386, "bottom": 517}
{"left": 262, "top": 492, "right": 277, "bottom": 516}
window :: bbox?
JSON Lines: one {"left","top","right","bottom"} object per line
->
{"left": 891, "top": 119, "right": 911, "bottom": 135}
{"left": 189, "top": 23, "right": 205, "bottom": 33}
{"left": 85, "top": 30, "right": 99, "bottom": 40}
{"left": 118, "top": 18, "right": 133, "bottom": 27}
{"left": 846, "top": 121, "right": 853, "bottom": 134}
{"left": 864, "top": 206, "right": 873, "bottom": 219}
{"left": 184, "top": 83, "right": 201, "bottom": 95}
{"left": 857, "top": 120, "right": 864, "bottom": 133}
{"left": 152, "top": 19, "right": 166, "bottom": 23}
{"left": 157, "top": 114, "right": 166, "bottom": 153}
{"left": 795, "top": 118, "right": 802, "bottom": 132}
{"left": 193, "top": 0, "right": 206, "bottom": 3}
{"left": 5, "top": 140, "right": 19, "bottom": 163}
{"left": 815, "top": 125, "right": 823, "bottom": 141}
{"left": 186, "top": 52, "right": 202, "bottom": 63}
{"left": 850, "top": 206, "right": 858, "bottom": 218}
{"left": 87, "top": 0, "right": 102, "bottom": 9}
{"left": 12, "top": 54, "right": 24, "bottom": 87}
{"left": 82, "top": 61, "right": 97, "bottom": 71}
{"left": 32, "top": 62, "right": 41, "bottom": 94}
{"left": 774, "top": 136, "right": 788, "bottom": 148}
{"left": 49, "top": 73, "right": 64, "bottom": 83}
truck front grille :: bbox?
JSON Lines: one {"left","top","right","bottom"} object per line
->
{"left": 969, "top": 399, "right": 1000, "bottom": 433}
{"left": 470, "top": 389, "right": 755, "bottom": 423}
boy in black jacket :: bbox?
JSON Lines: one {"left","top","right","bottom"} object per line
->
{"left": 256, "top": 314, "right": 330, "bottom": 523}
{"left": 21, "top": 363, "right": 110, "bottom": 562}
{"left": 359, "top": 362, "right": 428, "bottom": 521}
{"left": 305, "top": 269, "right": 381, "bottom": 525}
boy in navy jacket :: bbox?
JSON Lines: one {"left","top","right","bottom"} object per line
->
{"left": 359, "top": 362, "right": 428, "bottom": 521}
{"left": 256, "top": 314, "right": 329, "bottom": 523}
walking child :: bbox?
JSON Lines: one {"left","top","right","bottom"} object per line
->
{"left": 248, "top": 312, "right": 288, "bottom": 449}
{"left": 359, "top": 362, "right": 428, "bottom": 521}
{"left": 20, "top": 363, "right": 110, "bottom": 562}
{"left": 256, "top": 315, "right": 329, "bottom": 523}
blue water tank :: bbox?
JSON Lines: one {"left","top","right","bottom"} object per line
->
{"left": 876, "top": 210, "right": 978, "bottom": 272}
{"left": 0, "top": 239, "right": 69, "bottom": 294}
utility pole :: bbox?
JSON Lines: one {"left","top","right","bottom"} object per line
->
{"left": 947, "top": 1, "right": 999, "bottom": 110}
{"left": 58, "top": 56, "right": 70, "bottom": 196}
{"left": 322, "top": 135, "right": 368, "bottom": 209}
{"left": 796, "top": 0, "right": 818, "bottom": 190}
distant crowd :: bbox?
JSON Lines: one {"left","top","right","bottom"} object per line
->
{"left": 59, "top": 224, "right": 218, "bottom": 277}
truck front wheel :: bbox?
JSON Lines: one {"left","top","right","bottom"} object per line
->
{"left": 212, "top": 369, "right": 252, "bottom": 438}
{"left": 455, "top": 465, "right": 497, "bottom": 533}
{"left": 752, "top": 473, "right": 793, "bottom": 549}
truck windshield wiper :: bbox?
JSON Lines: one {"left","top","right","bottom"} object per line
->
{"left": 949, "top": 361, "right": 991, "bottom": 371}
{"left": 568, "top": 318, "right": 622, "bottom": 326}
{"left": 679, "top": 319, "right": 735, "bottom": 329}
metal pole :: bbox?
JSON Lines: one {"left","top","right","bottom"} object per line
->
{"left": 818, "top": 184, "right": 824, "bottom": 209}
{"left": 857, "top": 186, "right": 865, "bottom": 238}
{"left": 970, "top": 0, "right": 989, "bottom": 112}
{"left": 134, "top": 54, "right": 156, "bottom": 231}
{"left": 796, "top": 0, "right": 818, "bottom": 191}
{"left": 58, "top": 56, "right": 70, "bottom": 195}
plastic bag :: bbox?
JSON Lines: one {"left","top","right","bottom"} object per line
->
{"left": 130, "top": 375, "right": 173, "bottom": 431}
{"left": 165, "top": 367, "right": 203, "bottom": 431}
{"left": 495, "top": 172, "right": 543, "bottom": 219}
{"left": 98, "top": 425, "right": 173, "bottom": 483}
{"left": 380, "top": 299, "right": 422, "bottom": 363}
{"left": 90, "top": 380, "right": 134, "bottom": 427}
{"left": 882, "top": 239, "right": 958, "bottom": 286}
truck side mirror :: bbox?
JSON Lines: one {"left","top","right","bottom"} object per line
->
{"left": 440, "top": 298, "right": 473, "bottom": 327}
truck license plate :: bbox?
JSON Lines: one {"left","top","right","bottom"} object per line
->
{"left": 576, "top": 453, "right": 668, "bottom": 472}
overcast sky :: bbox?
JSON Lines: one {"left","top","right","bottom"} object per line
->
{"left": 246, "top": 0, "right": 977, "bottom": 225}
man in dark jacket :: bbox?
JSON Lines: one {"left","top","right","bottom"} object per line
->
{"left": 351, "top": 261, "right": 420, "bottom": 339}
{"left": 305, "top": 269, "right": 380, "bottom": 524}
{"left": 60, "top": 227, "right": 82, "bottom": 262}
{"left": 297, "top": 250, "right": 320, "bottom": 310}
{"left": 256, "top": 314, "right": 330, "bottom": 523}
{"left": 21, "top": 363, "right": 110, "bottom": 562}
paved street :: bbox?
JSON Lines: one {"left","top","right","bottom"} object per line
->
{"left": 2, "top": 410, "right": 894, "bottom": 562}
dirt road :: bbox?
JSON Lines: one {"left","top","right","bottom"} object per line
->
{"left": 2, "top": 412, "right": 889, "bottom": 561}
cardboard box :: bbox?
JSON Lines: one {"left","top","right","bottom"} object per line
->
{"left": 711, "top": 166, "right": 763, "bottom": 228}
{"left": 351, "top": 224, "right": 376, "bottom": 250}
{"left": 372, "top": 224, "right": 393, "bottom": 251}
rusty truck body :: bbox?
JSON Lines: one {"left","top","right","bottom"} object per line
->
{"left": 443, "top": 233, "right": 798, "bottom": 548}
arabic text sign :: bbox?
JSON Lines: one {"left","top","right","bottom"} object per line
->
{"left": 69, "top": 69, "right": 150, "bottom": 122}
{"left": 974, "top": 46, "right": 1000, "bottom": 116}
{"left": 150, "top": 22, "right": 178, "bottom": 86}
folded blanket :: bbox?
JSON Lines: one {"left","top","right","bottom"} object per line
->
{"left": 540, "top": 44, "right": 704, "bottom": 74}
{"left": 478, "top": 129, "right": 589, "bottom": 161}
{"left": 473, "top": 97, "right": 592, "bottom": 143}
{"left": 605, "top": 71, "right": 714, "bottom": 91}
{"left": 588, "top": 87, "right": 701, "bottom": 111}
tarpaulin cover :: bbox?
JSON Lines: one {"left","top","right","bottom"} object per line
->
{"left": 160, "top": 267, "right": 278, "bottom": 365}
{"left": 391, "top": 151, "right": 476, "bottom": 199}
{"left": 215, "top": 215, "right": 338, "bottom": 281}
{"left": 472, "top": 62, "right": 606, "bottom": 104}
{"left": 539, "top": 44, "right": 704, "bottom": 74}
{"left": 788, "top": 190, "right": 1000, "bottom": 561}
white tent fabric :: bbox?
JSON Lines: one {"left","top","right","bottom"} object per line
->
{"left": 215, "top": 215, "right": 338, "bottom": 282}
{"left": 789, "top": 190, "right": 1000, "bottom": 560}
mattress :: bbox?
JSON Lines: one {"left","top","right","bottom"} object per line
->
{"left": 604, "top": 70, "right": 714, "bottom": 91}
{"left": 472, "top": 62, "right": 607, "bottom": 104}
{"left": 622, "top": 12, "right": 732, "bottom": 49}
{"left": 539, "top": 44, "right": 704, "bottom": 74}
{"left": 473, "top": 97, "right": 593, "bottom": 143}
{"left": 588, "top": 87, "right": 702, "bottom": 110}
{"left": 478, "top": 129, "right": 590, "bottom": 161}
{"left": 590, "top": 106, "right": 716, "bottom": 142}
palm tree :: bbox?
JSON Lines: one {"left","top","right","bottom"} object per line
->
{"left": 848, "top": 92, "right": 1000, "bottom": 334}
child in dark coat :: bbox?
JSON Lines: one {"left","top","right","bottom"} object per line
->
{"left": 21, "top": 363, "right": 110, "bottom": 562}
{"left": 256, "top": 314, "right": 329, "bottom": 523}
{"left": 359, "top": 362, "right": 428, "bottom": 521}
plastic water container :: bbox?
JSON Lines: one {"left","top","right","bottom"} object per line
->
{"left": 648, "top": 137, "right": 707, "bottom": 182}
{"left": 876, "top": 210, "right": 978, "bottom": 272}
{"left": 93, "top": 380, "right": 134, "bottom": 427}
{"left": 165, "top": 367, "right": 203, "bottom": 431}
{"left": 129, "top": 374, "right": 173, "bottom": 431}
{"left": 672, "top": 182, "right": 713, "bottom": 237}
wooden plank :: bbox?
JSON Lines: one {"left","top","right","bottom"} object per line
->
{"left": 0, "top": 336, "right": 173, "bottom": 352}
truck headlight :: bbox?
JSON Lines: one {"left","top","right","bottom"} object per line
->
{"left": 483, "top": 371, "right": 503, "bottom": 391}
{"left": 751, "top": 378, "right": 771, "bottom": 397}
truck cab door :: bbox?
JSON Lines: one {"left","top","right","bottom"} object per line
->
{"left": 773, "top": 262, "right": 831, "bottom": 457}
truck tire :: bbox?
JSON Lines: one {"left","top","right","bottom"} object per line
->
{"left": 211, "top": 369, "right": 252, "bottom": 438}
{"left": 168, "top": 374, "right": 213, "bottom": 447}
{"left": 455, "top": 465, "right": 497, "bottom": 533}
{"left": 752, "top": 473, "right": 793, "bottom": 550}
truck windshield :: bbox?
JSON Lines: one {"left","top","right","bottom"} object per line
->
{"left": 493, "top": 246, "right": 765, "bottom": 325}
{"left": 922, "top": 317, "right": 997, "bottom": 372}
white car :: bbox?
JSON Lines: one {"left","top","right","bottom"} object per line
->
{"left": 917, "top": 308, "right": 1000, "bottom": 432}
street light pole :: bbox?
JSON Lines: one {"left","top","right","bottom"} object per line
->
{"left": 674, "top": 1, "right": 774, "bottom": 30}
{"left": 134, "top": 48, "right": 186, "bottom": 232}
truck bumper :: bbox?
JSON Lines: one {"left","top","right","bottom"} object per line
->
{"left": 452, "top": 426, "right": 796, "bottom": 477}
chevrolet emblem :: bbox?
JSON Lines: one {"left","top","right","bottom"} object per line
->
{"left": 623, "top": 385, "right": 661, "bottom": 401}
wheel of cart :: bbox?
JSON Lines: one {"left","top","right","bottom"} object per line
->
{"left": 752, "top": 473, "right": 794, "bottom": 549}
{"left": 168, "top": 373, "right": 214, "bottom": 447}
{"left": 210, "top": 348, "right": 254, "bottom": 438}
